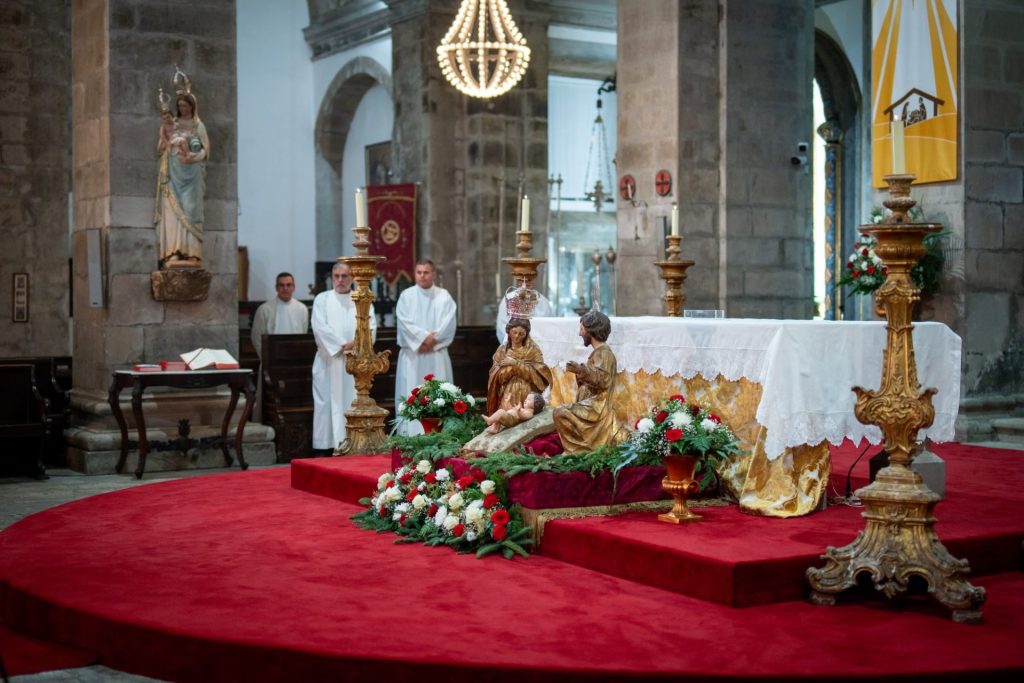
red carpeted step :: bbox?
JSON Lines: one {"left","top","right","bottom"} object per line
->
{"left": 0, "top": 623, "right": 97, "bottom": 676}
{"left": 290, "top": 453, "right": 390, "bottom": 505}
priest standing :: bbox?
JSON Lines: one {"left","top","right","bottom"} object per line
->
{"left": 395, "top": 260, "right": 457, "bottom": 435}
{"left": 311, "top": 262, "right": 376, "bottom": 452}
{"left": 250, "top": 272, "right": 309, "bottom": 358}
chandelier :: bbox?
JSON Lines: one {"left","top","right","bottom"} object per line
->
{"left": 436, "top": 0, "right": 531, "bottom": 99}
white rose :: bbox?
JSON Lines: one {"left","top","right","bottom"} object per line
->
{"left": 636, "top": 417, "right": 655, "bottom": 433}
{"left": 443, "top": 514, "right": 460, "bottom": 530}
{"left": 480, "top": 480, "right": 496, "bottom": 495}
{"left": 465, "top": 507, "right": 483, "bottom": 524}
{"left": 448, "top": 493, "right": 465, "bottom": 510}
{"left": 386, "top": 487, "right": 404, "bottom": 503}
{"left": 416, "top": 460, "right": 431, "bottom": 474}
{"left": 435, "top": 468, "right": 450, "bottom": 482}
{"left": 377, "top": 473, "right": 393, "bottom": 490}
{"left": 412, "top": 494, "right": 427, "bottom": 510}
{"left": 466, "top": 531, "right": 477, "bottom": 542}
{"left": 669, "top": 411, "right": 692, "bottom": 428}
{"left": 465, "top": 395, "right": 476, "bottom": 406}
{"left": 395, "top": 502, "right": 410, "bottom": 513}
{"left": 700, "top": 417, "right": 718, "bottom": 432}
{"left": 433, "top": 397, "right": 445, "bottom": 406}
{"left": 417, "top": 482, "right": 426, "bottom": 491}
{"left": 433, "top": 505, "right": 448, "bottom": 526}
{"left": 467, "top": 498, "right": 484, "bottom": 509}
{"left": 440, "top": 382, "right": 459, "bottom": 395}
{"left": 392, "top": 512, "right": 403, "bottom": 521}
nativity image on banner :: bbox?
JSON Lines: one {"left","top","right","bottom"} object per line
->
{"left": 367, "top": 183, "right": 417, "bottom": 284}
{"left": 872, "top": 0, "right": 958, "bottom": 186}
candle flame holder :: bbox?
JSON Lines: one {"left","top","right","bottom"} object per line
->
{"left": 502, "top": 230, "right": 547, "bottom": 295}
{"left": 806, "top": 174, "right": 985, "bottom": 623}
{"left": 653, "top": 235, "right": 694, "bottom": 317}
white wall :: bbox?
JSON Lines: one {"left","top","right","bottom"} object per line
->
{"left": 548, "top": 75, "right": 617, "bottom": 213}
{"left": 816, "top": 0, "right": 865, "bottom": 92}
{"left": 312, "top": 38, "right": 392, "bottom": 113}
{"left": 237, "top": 0, "right": 315, "bottom": 301}
{"left": 340, "top": 85, "right": 394, "bottom": 255}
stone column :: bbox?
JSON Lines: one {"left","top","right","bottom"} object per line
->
{"left": 67, "top": 0, "right": 273, "bottom": 473}
{"left": 387, "top": 0, "right": 548, "bottom": 325}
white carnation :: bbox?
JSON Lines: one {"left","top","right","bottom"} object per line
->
{"left": 440, "top": 382, "right": 460, "bottom": 395}
{"left": 466, "top": 531, "right": 477, "bottom": 542}
{"left": 700, "top": 417, "right": 718, "bottom": 432}
{"left": 383, "top": 486, "right": 402, "bottom": 503}
{"left": 433, "top": 505, "right": 448, "bottom": 526}
{"left": 448, "top": 493, "right": 465, "bottom": 510}
{"left": 370, "top": 496, "right": 379, "bottom": 508}
{"left": 669, "top": 411, "right": 692, "bottom": 428}
{"left": 416, "top": 459, "right": 431, "bottom": 474}
{"left": 443, "top": 514, "right": 460, "bottom": 530}
{"left": 636, "top": 417, "right": 655, "bottom": 433}
{"left": 392, "top": 512, "right": 403, "bottom": 521}
{"left": 465, "top": 395, "right": 476, "bottom": 406}
{"left": 417, "top": 482, "right": 426, "bottom": 491}
{"left": 412, "top": 494, "right": 427, "bottom": 510}
{"left": 435, "top": 468, "right": 450, "bottom": 482}
{"left": 433, "top": 397, "right": 445, "bottom": 406}
{"left": 395, "top": 502, "right": 410, "bottom": 513}
{"left": 377, "top": 473, "right": 393, "bottom": 490}
{"left": 467, "top": 499, "right": 484, "bottom": 509}
{"left": 480, "top": 480, "right": 496, "bottom": 495}
{"left": 465, "top": 507, "right": 484, "bottom": 525}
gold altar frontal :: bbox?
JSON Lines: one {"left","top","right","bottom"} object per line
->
{"left": 548, "top": 369, "right": 831, "bottom": 518}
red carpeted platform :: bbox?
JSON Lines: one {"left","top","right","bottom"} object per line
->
{"left": 2, "top": 446, "right": 1023, "bottom": 681}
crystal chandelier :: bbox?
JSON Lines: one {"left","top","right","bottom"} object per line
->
{"left": 436, "top": 0, "right": 531, "bottom": 99}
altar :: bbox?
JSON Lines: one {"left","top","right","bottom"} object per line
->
{"left": 529, "top": 317, "right": 961, "bottom": 517}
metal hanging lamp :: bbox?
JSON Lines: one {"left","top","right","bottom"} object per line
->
{"left": 436, "top": 0, "right": 531, "bottom": 99}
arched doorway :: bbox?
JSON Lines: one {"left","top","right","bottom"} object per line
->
{"left": 314, "top": 57, "right": 393, "bottom": 267}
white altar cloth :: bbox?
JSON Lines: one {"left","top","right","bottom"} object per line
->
{"left": 529, "top": 317, "right": 961, "bottom": 461}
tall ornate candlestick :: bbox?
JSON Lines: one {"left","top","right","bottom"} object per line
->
{"left": 807, "top": 174, "right": 985, "bottom": 623}
{"left": 336, "top": 226, "right": 391, "bottom": 455}
{"left": 653, "top": 235, "right": 695, "bottom": 317}
{"left": 502, "top": 230, "right": 547, "bottom": 296}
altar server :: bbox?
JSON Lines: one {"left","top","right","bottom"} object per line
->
{"left": 312, "top": 262, "right": 376, "bottom": 451}
{"left": 395, "top": 260, "right": 457, "bottom": 435}
{"left": 250, "top": 272, "right": 309, "bottom": 358}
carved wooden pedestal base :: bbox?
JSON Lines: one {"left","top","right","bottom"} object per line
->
{"left": 336, "top": 403, "right": 390, "bottom": 456}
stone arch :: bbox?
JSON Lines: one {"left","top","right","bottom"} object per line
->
{"left": 314, "top": 56, "right": 393, "bottom": 263}
{"left": 814, "top": 29, "right": 862, "bottom": 319}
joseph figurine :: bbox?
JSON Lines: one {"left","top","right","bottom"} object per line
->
{"left": 553, "top": 310, "right": 627, "bottom": 453}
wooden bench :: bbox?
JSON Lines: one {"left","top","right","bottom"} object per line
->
{"left": 0, "top": 364, "right": 51, "bottom": 478}
{"left": 0, "top": 356, "right": 69, "bottom": 465}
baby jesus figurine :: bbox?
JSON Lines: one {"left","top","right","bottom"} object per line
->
{"left": 483, "top": 392, "right": 546, "bottom": 434}
{"left": 159, "top": 110, "right": 190, "bottom": 159}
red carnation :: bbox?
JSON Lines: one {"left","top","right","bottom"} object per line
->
{"left": 483, "top": 493, "right": 500, "bottom": 509}
{"left": 453, "top": 523, "right": 465, "bottom": 537}
{"left": 385, "top": 480, "right": 395, "bottom": 488}
{"left": 399, "top": 471, "right": 413, "bottom": 483}
{"left": 425, "top": 473, "right": 437, "bottom": 484}
{"left": 491, "top": 524, "right": 507, "bottom": 541}
{"left": 424, "top": 374, "right": 435, "bottom": 381}
{"left": 420, "top": 396, "right": 429, "bottom": 405}
{"left": 470, "top": 467, "right": 486, "bottom": 482}
{"left": 456, "top": 475, "right": 475, "bottom": 490}
{"left": 399, "top": 514, "right": 407, "bottom": 526}
{"left": 861, "top": 248, "right": 869, "bottom": 256}
{"left": 691, "top": 405, "right": 700, "bottom": 416}
{"left": 709, "top": 413, "right": 721, "bottom": 424}
{"left": 866, "top": 265, "right": 876, "bottom": 275}
{"left": 665, "top": 428, "right": 683, "bottom": 443}
{"left": 453, "top": 400, "right": 468, "bottom": 415}
{"left": 378, "top": 506, "right": 387, "bottom": 518}
{"left": 406, "top": 396, "right": 415, "bottom": 405}
{"left": 669, "top": 394, "right": 686, "bottom": 403}
{"left": 491, "top": 509, "right": 510, "bottom": 525}
{"left": 428, "top": 504, "right": 439, "bottom": 517}
{"left": 852, "top": 270, "right": 861, "bottom": 278}
{"left": 411, "top": 387, "right": 420, "bottom": 396}
{"left": 655, "top": 410, "right": 669, "bottom": 424}
{"left": 634, "top": 417, "right": 641, "bottom": 429}
{"left": 405, "top": 489, "right": 418, "bottom": 502}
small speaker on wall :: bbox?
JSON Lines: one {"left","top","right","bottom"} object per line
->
{"left": 86, "top": 228, "right": 104, "bottom": 308}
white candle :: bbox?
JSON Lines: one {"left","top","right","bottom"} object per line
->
{"left": 671, "top": 204, "right": 680, "bottom": 237}
{"left": 891, "top": 120, "right": 906, "bottom": 174}
{"left": 495, "top": 272, "right": 502, "bottom": 299}
{"left": 355, "top": 188, "right": 367, "bottom": 227}
{"left": 520, "top": 195, "right": 530, "bottom": 233}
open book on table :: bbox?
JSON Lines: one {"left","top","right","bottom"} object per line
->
{"left": 180, "top": 348, "right": 239, "bottom": 370}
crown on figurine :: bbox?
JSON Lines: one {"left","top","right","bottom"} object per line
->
{"left": 504, "top": 280, "right": 539, "bottom": 320}
{"left": 157, "top": 66, "right": 197, "bottom": 115}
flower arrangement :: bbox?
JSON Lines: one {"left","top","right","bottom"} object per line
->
{"left": 836, "top": 208, "right": 945, "bottom": 297}
{"left": 619, "top": 394, "right": 742, "bottom": 488}
{"left": 398, "top": 374, "right": 477, "bottom": 422}
{"left": 353, "top": 459, "right": 532, "bottom": 559}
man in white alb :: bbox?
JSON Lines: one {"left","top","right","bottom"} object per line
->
{"left": 395, "top": 260, "right": 457, "bottom": 435}
{"left": 495, "top": 274, "right": 554, "bottom": 344}
{"left": 311, "top": 262, "right": 376, "bottom": 452}
{"left": 251, "top": 272, "right": 309, "bottom": 358}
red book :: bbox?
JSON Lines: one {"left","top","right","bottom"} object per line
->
{"left": 160, "top": 361, "right": 189, "bottom": 371}
{"left": 132, "top": 364, "right": 162, "bottom": 372}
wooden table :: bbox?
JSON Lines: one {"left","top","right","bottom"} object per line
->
{"left": 108, "top": 369, "right": 255, "bottom": 479}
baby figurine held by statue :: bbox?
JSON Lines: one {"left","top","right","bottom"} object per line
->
{"left": 483, "top": 392, "right": 546, "bottom": 434}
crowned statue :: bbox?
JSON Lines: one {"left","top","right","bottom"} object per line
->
{"left": 486, "top": 281, "right": 552, "bottom": 420}
{"left": 155, "top": 67, "right": 209, "bottom": 270}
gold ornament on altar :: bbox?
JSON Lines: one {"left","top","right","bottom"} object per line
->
{"left": 436, "top": 0, "right": 530, "bottom": 99}
{"left": 335, "top": 225, "right": 391, "bottom": 456}
{"left": 806, "top": 173, "right": 985, "bottom": 623}
{"left": 654, "top": 206, "right": 695, "bottom": 316}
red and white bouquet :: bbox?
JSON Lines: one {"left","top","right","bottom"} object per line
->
{"left": 398, "top": 374, "right": 477, "bottom": 421}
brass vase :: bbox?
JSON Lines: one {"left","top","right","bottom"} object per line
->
{"left": 658, "top": 454, "right": 703, "bottom": 523}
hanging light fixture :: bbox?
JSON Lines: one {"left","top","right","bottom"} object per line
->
{"left": 436, "top": 0, "right": 531, "bottom": 99}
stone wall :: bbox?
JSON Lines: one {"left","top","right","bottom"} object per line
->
{"left": 70, "top": 0, "right": 238, "bottom": 395}
{"left": 0, "top": 0, "right": 70, "bottom": 357}
{"left": 961, "top": 0, "right": 1024, "bottom": 395}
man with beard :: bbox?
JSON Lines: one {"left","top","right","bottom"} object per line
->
{"left": 552, "top": 310, "right": 627, "bottom": 453}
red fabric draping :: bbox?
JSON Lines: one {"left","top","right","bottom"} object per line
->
{"left": 367, "top": 183, "right": 416, "bottom": 284}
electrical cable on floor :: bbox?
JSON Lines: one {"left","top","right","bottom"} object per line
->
{"left": 828, "top": 444, "right": 871, "bottom": 507}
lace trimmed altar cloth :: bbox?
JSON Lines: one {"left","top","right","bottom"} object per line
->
{"left": 529, "top": 317, "right": 960, "bottom": 517}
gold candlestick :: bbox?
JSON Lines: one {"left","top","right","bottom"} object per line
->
{"left": 335, "top": 226, "right": 391, "bottom": 455}
{"left": 654, "top": 235, "right": 695, "bottom": 317}
{"left": 807, "top": 174, "right": 985, "bottom": 623}
{"left": 502, "top": 230, "right": 547, "bottom": 294}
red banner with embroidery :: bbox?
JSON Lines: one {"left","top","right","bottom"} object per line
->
{"left": 367, "top": 183, "right": 416, "bottom": 284}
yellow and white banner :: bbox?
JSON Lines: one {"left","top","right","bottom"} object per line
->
{"left": 872, "top": 0, "right": 958, "bottom": 186}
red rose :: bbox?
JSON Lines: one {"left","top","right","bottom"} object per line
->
{"left": 866, "top": 265, "right": 876, "bottom": 275}
{"left": 453, "top": 523, "right": 465, "bottom": 537}
{"left": 655, "top": 410, "right": 668, "bottom": 423}
{"left": 861, "top": 248, "right": 869, "bottom": 256}
{"left": 420, "top": 396, "right": 429, "bottom": 405}
{"left": 405, "top": 489, "right": 418, "bottom": 502}
{"left": 425, "top": 473, "right": 437, "bottom": 484}
{"left": 709, "top": 413, "right": 721, "bottom": 424}
{"left": 428, "top": 504, "right": 438, "bottom": 517}
{"left": 424, "top": 374, "right": 435, "bottom": 381}
{"left": 456, "top": 475, "right": 475, "bottom": 490}
{"left": 453, "top": 400, "right": 468, "bottom": 415}
{"left": 691, "top": 405, "right": 700, "bottom": 416}
{"left": 470, "top": 467, "right": 486, "bottom": 482}
{"left": 491, "top": 509, "right": 510, "bottom": 525}
{"left": 852, "top": 270, "right": 861, "bottom": 278}
{"left": 399, "top": 514, "right": 407, "bottom": 526}
{"left": 491, "top": 524, "right": 507, "bottom": 541}
{"left": 483, "top": 493, "right": 500, "bottom": 509}
{"left": 406, "top": 396, "right": 415, "bottom": 405}
{"left": 411, "top": 387, "right": 420, "bottom": 396}
{"left": 665, "top": 428, "right": 683, "bottom": 442}
{"left": 385, "top": 480, "right": 395, "bottom": 488}
{"left": 669, "top": 394, "right": 686, "bottom": 403}
{"left": 378, "top": 506, "right": 387, "bottom": 518}
{"left": 399, "top": 471, "right": 412, "bottom": 483}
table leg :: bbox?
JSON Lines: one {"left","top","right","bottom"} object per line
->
{"left": 221, "top": 386, "right": 238, "bottom": 468}
{"left": 109, "top": 380, "right": 129, "bottom": 474}
{"left": 235, "top": 374, "right": 254, "bottom": 471}
{"left": 130, "top": 382, "right": 148, "bottom": 479}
